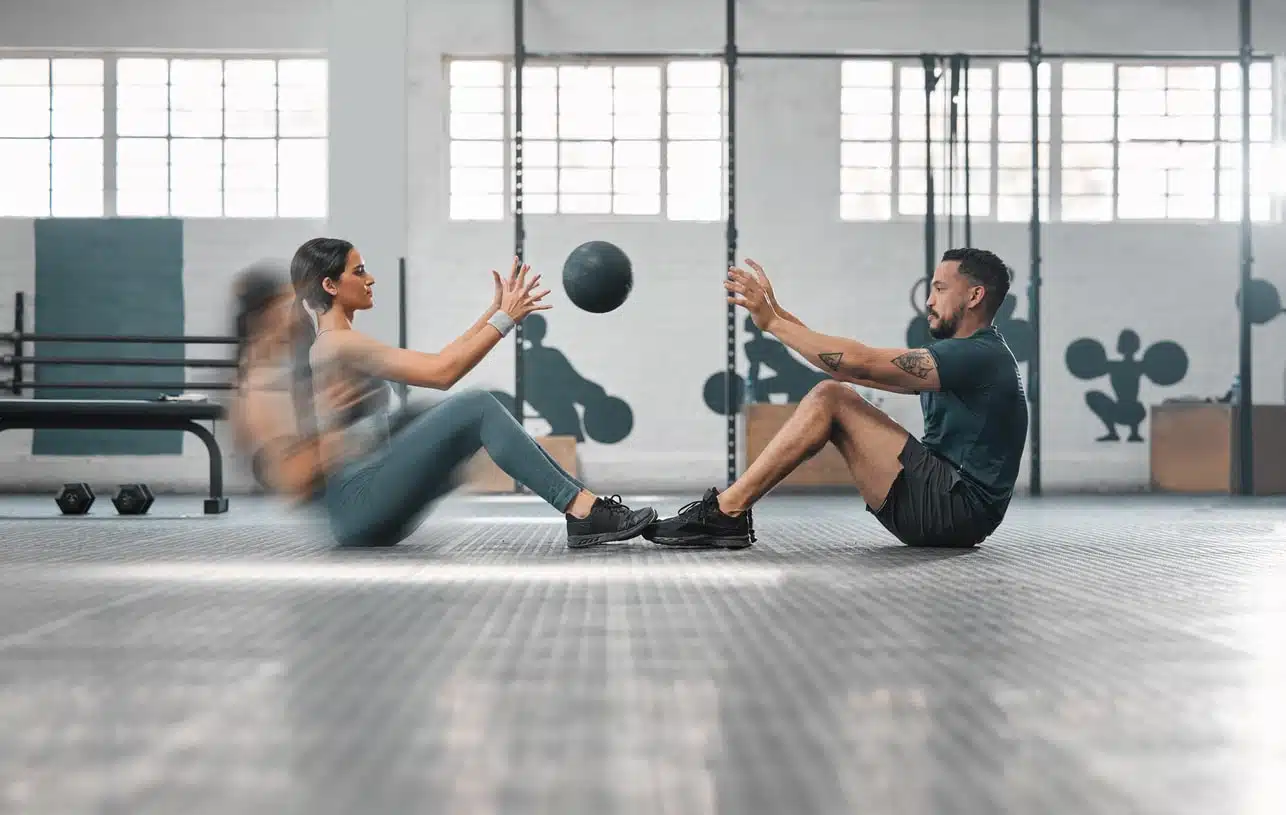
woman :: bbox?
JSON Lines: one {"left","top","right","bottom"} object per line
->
{"left": 232, "top": 239, "right": 657, "bottom": 548}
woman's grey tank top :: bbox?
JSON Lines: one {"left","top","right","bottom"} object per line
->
{"left": 310, "top": 328, "right": 397, "bottom": 461}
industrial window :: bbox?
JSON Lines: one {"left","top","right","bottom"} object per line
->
{"left": 447, "top": 58, "right": 724, "bottom": 221}
{"left": 115, "top": 57, "right": 328, "bottom": 218}
{"left": 994, "top": 61, "right": 1051, "bottom": 222}
{"left": 0, "top": 58, "right": 105, "bottom": 217}
{"left": 665, "top": 61, "right": 725, "bottom": 222}
{"left": 1061, "top": 60, "right": 1276, "bottom": 222}
{"left": 843, "top": 60, "right": 1051, "bottom": 223}
{"left": 1217, "top": 61, "right": 1274, "bottom": 222}
{"left": 839, "top": 61, "right": 895, "bottom": 220}
{"left": 1060, "top": 62, "right": 1116, "bottom": 222}
{"left": 896, "top": 64, "right": 994, "bottom": 219}
{"left": 1115, "top": 65, "right": 1219, "bottom": 220}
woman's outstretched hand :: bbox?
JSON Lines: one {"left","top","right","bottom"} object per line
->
{"left": 497, "top": 257, "right": 552, "bottom": 323}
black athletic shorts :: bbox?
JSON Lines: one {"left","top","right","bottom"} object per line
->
{"left": 866, "top": 436, "right": 1001, "bottom": 548}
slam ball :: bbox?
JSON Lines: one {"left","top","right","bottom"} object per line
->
{"left": 563, "top": 241, "right": 633, "bottom": 314}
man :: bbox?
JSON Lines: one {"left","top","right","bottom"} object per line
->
{"left": 646, "top": 248, "right": 1028, "bottom": 549}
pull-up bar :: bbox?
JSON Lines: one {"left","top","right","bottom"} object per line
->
{"left": 512, "top": 0, "right": 1260, "bottom": 497}
{"left": 525, "top": 49, "right": 1272, "bottom": 63}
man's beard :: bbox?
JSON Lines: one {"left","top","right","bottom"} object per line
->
{"left": 928, "top": 307, "right": 961, "bottom": 339}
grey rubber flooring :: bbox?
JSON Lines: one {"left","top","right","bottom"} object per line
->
{"left": 0, "top": 492, "right": 1283, "bottom": 815}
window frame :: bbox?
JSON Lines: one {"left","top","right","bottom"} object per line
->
{"left": 445, "top": 56, "right": 728, "bottom": 222}
{"left": 841, "top": 56, "right": 1279, "bottom": 224}
{"left": 0, "top": 50, "right": 329, "bottom": 220}
{"left": 0, "top": 51, "right": 108, "bottom": 218}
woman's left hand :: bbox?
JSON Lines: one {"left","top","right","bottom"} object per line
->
{"left": 490, "top": 269, "right": 504, "bottom": 312}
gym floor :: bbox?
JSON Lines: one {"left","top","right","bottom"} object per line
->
{"left": 0, "top": 492, "right": 1283, "bottom": 815}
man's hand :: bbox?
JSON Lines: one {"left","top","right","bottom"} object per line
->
{"left": 741, "top": 258, "right": 806, "bottom": 328}
{"left": 725, "top": 264, "right": 779, "bottom": 331}
{"left": 745, "top": 258, "right": 782, "bottom": 313}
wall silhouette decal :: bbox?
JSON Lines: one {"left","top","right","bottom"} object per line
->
{"left": 489, "top": 314, "right": 633, "bottom": 443}
{"left": 1237, "top": 277, "right": 1285, "bottom": 326}
{"left": 905, "top": 278, "right": 1035, "bottom": 363}
{"left": 1066, "top": 330, "right": 1189, "bottom": 442}
{"left": 703, "top": 316, "right": 829, "bottom": 414}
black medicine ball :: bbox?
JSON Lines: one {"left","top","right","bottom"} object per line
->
{"left": 562, "top": 241, "right": 633, "bottom": 314}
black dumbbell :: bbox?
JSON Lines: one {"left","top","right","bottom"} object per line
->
{"left": 112, "top": 483, "right": 154, "bottom": 515}
{"left": 55, "top": 482, "right": 95, "bottom": 515}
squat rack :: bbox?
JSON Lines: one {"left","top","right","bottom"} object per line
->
{"left": 512, "top": 0, "right": 1265, "bottom": 496}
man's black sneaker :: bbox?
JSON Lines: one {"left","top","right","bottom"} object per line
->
{"left": 643, "top": 488, "right": 755, "bottom": 549}
{"left": 566, "top": 495, "right": 658, "bottom": 548}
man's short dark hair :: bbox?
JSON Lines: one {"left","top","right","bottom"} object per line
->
{"left": 941, "top": 248, "right": 1012, "bottom": 321}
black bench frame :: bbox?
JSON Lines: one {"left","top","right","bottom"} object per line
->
{"left": 0, "top": 408, "right": 230, "bottom": 515}
{"left": 3, "top": 292, "right": 235, "bottom": 514}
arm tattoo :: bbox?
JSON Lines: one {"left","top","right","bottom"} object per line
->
{"left": 892, "top": 349, "right": 934, "bottom": 380}
{"left": 819, "top": 352, "right": 843, "bottom": 372}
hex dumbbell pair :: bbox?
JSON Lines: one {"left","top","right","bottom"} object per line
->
{"left": 55, "top": 483, "right": 154, "bottom": 516}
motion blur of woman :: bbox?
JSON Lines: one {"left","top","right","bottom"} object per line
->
{"left": 230, "top": 240, "right": 657, "bottom": 548}
{"left": 230, "top": 264, "right": 328, "bottom": 503}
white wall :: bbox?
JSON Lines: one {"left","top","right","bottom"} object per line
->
{"left": 2, "top": 0, "right": 1286, "bottom": 494}
{"left": 327, "top": 0, "right": 407, "bottom": 349}
{"left": 0, "top": 0, "right": 327, "bottom": 52}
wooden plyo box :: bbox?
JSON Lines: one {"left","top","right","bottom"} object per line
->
{"left": 1150, "top": 403, "right": 1286, "bottom": 495}
{"left": 745, "top": 403, "right": 853, "bottom": 487}
{"left": 464, "top": 435, "right": 579, "bottom": 493}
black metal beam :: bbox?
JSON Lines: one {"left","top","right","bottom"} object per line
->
{"left": 5, "top": 356, "right": 236, "bottom": 368}
{"left": 526, "top": 50, "right": 724, "bottom": 61}
{"left": 1236, "top": 0, "right": 1254, "bottom": 495}
{"left": 1028, "top": 0, "right": 1043, "bottom": 497}
{"left": 11, "top": 292, "right": 23, "bottom": 395}
{"left": 725, "top": 0, "right": 738, "bottom": 487}
{"left": 513, "top": 0, "right": 528, "bottom": 440}
{"left": 922, "top": 56, "right": 937, "bottom": 293}
{"left": 7, "top": 381, "right": 237, "bottom": 391}
{"left": 9, "top": 333, "right": 237, "bottom": 344}
{"left": 1040, "top": 51, "right": 1269, "bottom": 62}
{"left": 737, "top": 50, "right": 1272, "bottom": 62}
{"left": 524, "top": 48, "right": 1274, "bottom": 63}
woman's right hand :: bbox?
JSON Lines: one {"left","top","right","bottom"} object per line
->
{"left": 497, "top": 257, "right": 552, "bottom": 322}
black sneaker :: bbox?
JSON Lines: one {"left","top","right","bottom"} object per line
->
{"left": 566, "top": 495, "right": 658, "bottom": 549}
{"left": 643, "top": 488, "right": 755, "bottom": 549}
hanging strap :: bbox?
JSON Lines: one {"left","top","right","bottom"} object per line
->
{"left": 946, "top": 55, "right": 962, "bottom": 249}
{"left": 961, "top": 55, "right": 973, "bottom": 248}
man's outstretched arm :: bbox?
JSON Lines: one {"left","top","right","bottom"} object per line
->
{"left": 768, "top": 320, "right": 941, "bottom": 394}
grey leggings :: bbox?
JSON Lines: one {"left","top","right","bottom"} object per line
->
{"left": 322, "top": 390, "right": 585, "bottom": 547}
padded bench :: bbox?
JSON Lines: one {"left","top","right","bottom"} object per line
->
{"left": 0, "top": 398, "right": 230, "bottom": 513}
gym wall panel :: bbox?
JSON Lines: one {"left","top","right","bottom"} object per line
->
{"left": 0, "top": 0, "right": 328, "bottom": 51}
{"left": 32, "top": 218, "right": 186, "bottom": 456}
{"left": 328, "top": 0, "right": 408, "bottom": 351}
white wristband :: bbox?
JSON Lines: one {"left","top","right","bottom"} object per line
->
{"left": 488, "top": 310, "right": 516, "bottom": 337}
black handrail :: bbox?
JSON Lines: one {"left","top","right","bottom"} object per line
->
{"left": 4, "top": 356, "right": 237, "bottom": 368}
{"left": 1, "top": 381, "right": 238, "bottom": 391}
{"left": 7, "top": 333, "right": 238, "bottom": 344}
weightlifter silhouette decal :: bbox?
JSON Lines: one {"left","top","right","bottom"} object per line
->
{"left": 489, "top": 314, "right": 634, "bottom": 444}
{"left": 1065, "top": 330, "right": 1189, "bottom": 442}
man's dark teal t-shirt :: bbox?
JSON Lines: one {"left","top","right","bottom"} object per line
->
{"left": 920, "top": 325, "right": 1028, "bottom": 516}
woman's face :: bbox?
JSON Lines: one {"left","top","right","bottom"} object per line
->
{"left": 322, "top": 248, "right": 375, "bottom": 312}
